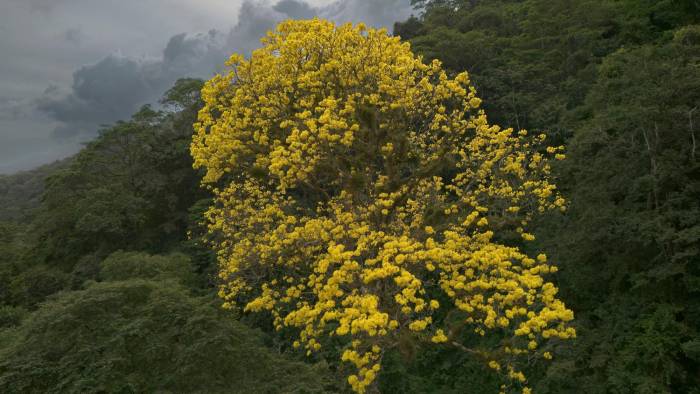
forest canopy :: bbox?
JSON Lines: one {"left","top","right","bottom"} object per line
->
{"left": 0, "top": 0, "right": 698, "bottom": 393}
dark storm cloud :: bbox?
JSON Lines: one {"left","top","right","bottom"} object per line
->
{"left": 36, "top": 56, "right": 163, "bottom": 138}
{"left": 35, "top": 30, "right": 230, "bottom": 139}
{"left": 38, "top": 56, "right": 160, "bottom": 124}
{"left": 273, "top": 0, "right": 316, "bottom": 19}
{"left": 163, "top": 30, "right": 228, "bottom": 74}
{"left": 225, "top": 1, "right": 289, "bottom": 55}
{"left": 33, "top": 0, "right": 294, "bottom": 141}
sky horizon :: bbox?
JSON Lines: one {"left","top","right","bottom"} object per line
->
{"left": 0, "top": 0, "right": 415, "bottom": 174}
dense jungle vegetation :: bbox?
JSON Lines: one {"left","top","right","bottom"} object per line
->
{"left": 0, "top": 1, "right": 698, "bottom": 392}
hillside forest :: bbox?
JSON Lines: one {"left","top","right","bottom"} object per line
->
{"left": 0, "top": 1, "right": 698, "bottom": 393}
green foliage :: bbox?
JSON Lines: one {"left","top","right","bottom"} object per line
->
{"left": 99, "top": 251, "right": 195, "bottom": 284}
{"left": 0, "top": 278, "right": 334, "bottom": 393}
{"left": 161, "top": 77, "right": 205, "bottom": 112}
{"left": 398, "top": 0, "right": 700, "bottom": 392}
{"left": 0, "top": 306, "right": 26, "bottom": 329}
{"left": 398, "top": 0, "right": 698, "bottom": 135}
{"left": 378, "top": 343, "right": 501, "bottom": 393}
{"left": 7, "top": 265, "right": 70, "bottom": 308}
{"left": 0, "top": 160, "right": 67, "bottom": 222}
{"left": 31, "top": 80, "right": 207, "bottom": 269}
{"left": 0, "top": 77, "right": 339, "bottom": 393}
{"left": 0, "top": 222, "right": 25, "bottom": 304}
{"left": 536, "top": 24, "right": 700, "bottom": 393}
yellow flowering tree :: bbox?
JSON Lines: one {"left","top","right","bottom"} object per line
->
{"left": 191, "top": 19, "right": 574, "bottom": 393}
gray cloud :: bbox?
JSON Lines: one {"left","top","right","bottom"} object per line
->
{"left": 1, "top": 0, "right": 414, "bottom": 173}
{"left": 0, "top": 97, "right": 33, "bottom": 121}
{"left": 224, "top": 1, "right": 290, "bottom": 56}
{"left": 164, "top": 31, "right": 228, "bottom": 74}
{"left": 32, "top": 0, "right": 296, "bottom": 142}
{"left": 63, "top": 27, "right": 84, "bottom": 45}
{"left": 274, "top": 0, "right": 316, "bottom": 19}
{"left": 36, "top": 56, "right": 163, "bottom": 138}
{"left": 35, "top": 30, "right": 230, "bottom": 139}
{"left": 321, "top": 0, "right": 414, "bottom": 29}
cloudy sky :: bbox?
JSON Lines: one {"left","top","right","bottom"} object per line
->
{"left": 0, "top": 0, "right": 415, "bottom": 174}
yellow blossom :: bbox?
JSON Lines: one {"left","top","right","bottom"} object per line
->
{"left": 192, "top": 18, "right": 573, "bottom": 393}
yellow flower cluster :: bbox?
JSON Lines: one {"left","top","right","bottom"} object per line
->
{"left": 192, "top": 19, "right": 573, "bottom": 393}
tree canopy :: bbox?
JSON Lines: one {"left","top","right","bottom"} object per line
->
{"left": 0, "top": 1, "right": 697, "bottom": 392}
{"left": 192, "top": 19, "right": 573, "bottom": 393}
{"left": 0, "top": 252, "right": 333, "bottom": 394}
